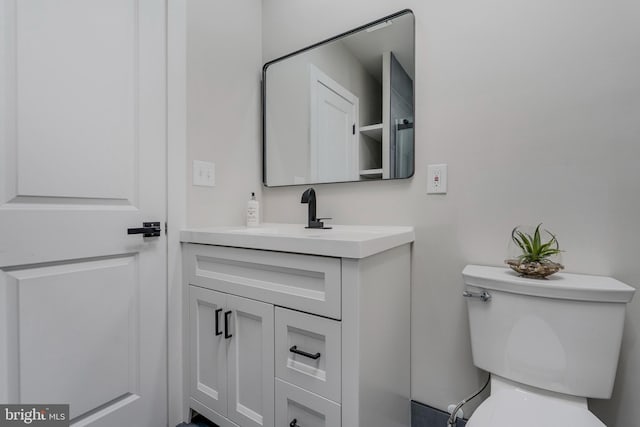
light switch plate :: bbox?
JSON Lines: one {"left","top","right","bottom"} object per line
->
{"left": 193, "top": 160, "right": 215, "bottom": 187}
{"left": 427, "top": 164, "right": 447, "bottom": 194}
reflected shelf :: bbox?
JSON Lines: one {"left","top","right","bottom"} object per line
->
{"left": 359, "top": 168, "right": 383, "bottom": 179}
{"left": 359, "top": 123, "right": 383, "bottom": 142}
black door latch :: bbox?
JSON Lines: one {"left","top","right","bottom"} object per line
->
{"left": 127, "top": 222, "right": 161, "bottom": 237}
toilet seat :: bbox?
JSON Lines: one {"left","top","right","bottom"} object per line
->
{"left": 467, "top": 377, "right": 605, "bottom": 427}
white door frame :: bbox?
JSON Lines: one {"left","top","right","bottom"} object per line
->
{"left": 309, "top": 64, "right": 359, "bottom": 182}
{"left": 167, "top": 0, "right": 187, "bottom": 425}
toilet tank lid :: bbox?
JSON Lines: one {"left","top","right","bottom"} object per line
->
{"left": 462, "top": 265, "right": 635, "bottom": 303}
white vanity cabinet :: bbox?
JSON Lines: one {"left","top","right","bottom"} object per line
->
{"left": 182, "top": 224, "right": 414, "bottom": 427}
{"left": 189, "top": 286, "right": 274, "bottom": 427}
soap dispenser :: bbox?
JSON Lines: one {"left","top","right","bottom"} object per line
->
{"left": 246, "top": 192, "right": 260, "bottom": 227}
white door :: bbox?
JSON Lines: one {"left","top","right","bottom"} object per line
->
{"left": 0, "top": 1, "right": 167, "bottom": 426}
{"left": 226, "top": 295, "right": 274, "bottom": 427}
{"left": 189, "top": 286, "right": 228, "bottom": 417}
{"left": 309, "top": 65, "right": 359, "bottom": 183}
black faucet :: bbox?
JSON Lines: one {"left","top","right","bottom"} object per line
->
{"left": 300, "top": 188, "right": 332, "bottom": 229}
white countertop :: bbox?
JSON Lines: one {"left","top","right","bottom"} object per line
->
{"left": 180, "top": 223, "right": 415, "bottom": 259}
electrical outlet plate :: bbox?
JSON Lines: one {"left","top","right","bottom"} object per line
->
{"left": 427, "top": 164, "right": 447, "bottom": 194}
{"left": 193, "top": 160, "right": 215, "bottom": 187}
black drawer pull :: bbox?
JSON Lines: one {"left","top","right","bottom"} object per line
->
{"left": 290, "top": 419, "right": 300, "bottom": 427}
{"left": 215, "top": 308, "right": 223, "bottom": 336}
{"left": 224, "top": 310, "right": 233, "bottom": 339}
{"left": 289, "top": 345, "right": 321, "bottom": 360}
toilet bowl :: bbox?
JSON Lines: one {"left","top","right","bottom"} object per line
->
{"left": 466, "top": 376, "right": 604, "bottom": 427}
{"left": 462, "top": 265, "right": 635, "bottom": 427}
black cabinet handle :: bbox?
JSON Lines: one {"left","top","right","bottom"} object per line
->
{"left": 289, "top": 419, "right": 300, "bottom": 427}
{"left": 224, "top": 310, "right": 233, "bottom": 339}
{"left": 215, "top": 308, "right": 223, "bottom": 336}
{"left": 289, "top": 345, "right": 321, "bottom": 360}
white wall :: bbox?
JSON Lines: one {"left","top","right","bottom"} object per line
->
{"left": 262, "top": 0, "right": 640, "bottom": 425}
{"left": 187, "top": 0, "right": 263, "bottom": 227}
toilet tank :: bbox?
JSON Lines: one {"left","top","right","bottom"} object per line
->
{"left": 462, "top": 265, "right": 635, "bottom": 399}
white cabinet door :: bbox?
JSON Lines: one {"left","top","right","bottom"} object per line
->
{"left": 0, "top": 1, "right": 166, "bottom": 425}
{"left": 189, "top": 286, "right": 228, "bottom": 417}
{"left": 226, "top": 295, "right": 275, "bottom": 427}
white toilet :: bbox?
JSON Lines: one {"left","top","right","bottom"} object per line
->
{"left": 462, "top": 265, "right": 635, "bottom": 427}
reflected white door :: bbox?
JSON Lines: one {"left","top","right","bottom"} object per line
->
{"left": 310, "top": 65, "right": 358, "bottom": 183}
{"left": 0, "top": 1, "right": 167, "bottom": 426}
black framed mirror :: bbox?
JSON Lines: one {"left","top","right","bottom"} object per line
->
{"left": 263, "top": 10, "right": 415, "bottom": 187}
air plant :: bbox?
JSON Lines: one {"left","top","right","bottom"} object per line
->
{"left": 511, "top": 223, "right": 561, "bottom": 264}
{"left": 506, "top": 223, "right": 564, "bottom": 278}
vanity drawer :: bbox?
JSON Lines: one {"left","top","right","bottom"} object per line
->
{"left": 184, "top": 244, "right": 341, "bottom": 319}
{"left": 275, "top": 379, "right": 341, "bottom": 427}
{"left": 275, "top": 307, "right": 341, "bottom": 402}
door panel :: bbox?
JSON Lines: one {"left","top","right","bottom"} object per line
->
{"left": 16, "top": 0, "right": 136, "bottom": 199}
{"left": 0, "top": 0, "right": 167, "bottom": 425}
{"left": 227, "top": 295, "right": 274, "bottom": 427}
{"left": 189, "top": 286, "right": 228, "bottom": 417}
{"left": 9, "top": 257, "right": 137, "bottom": 419}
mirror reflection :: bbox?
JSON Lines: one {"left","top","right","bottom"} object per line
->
{"left": 263, "top": 10, "right": 415, "bottom": 187}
